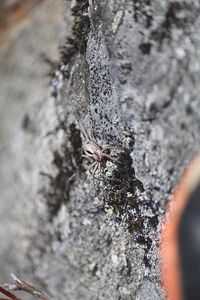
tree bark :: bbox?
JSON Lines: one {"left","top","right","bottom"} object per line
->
{"left": 0, "top": 1, "right": 200, "bottom": 299}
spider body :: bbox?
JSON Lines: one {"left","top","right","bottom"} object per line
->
{"left": 82, "top": 128, "right": 118, "bottom": 183}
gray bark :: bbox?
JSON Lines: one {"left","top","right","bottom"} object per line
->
{"left": 0, "top": 1, "right": 200, "bottom": 299}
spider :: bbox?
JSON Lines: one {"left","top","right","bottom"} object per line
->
{"left": 82, "top": 127, "right": 119, "bottom": 185}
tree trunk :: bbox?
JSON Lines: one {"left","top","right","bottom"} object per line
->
{"left": 0, "top": 1, "right": 200, "bottom": 299}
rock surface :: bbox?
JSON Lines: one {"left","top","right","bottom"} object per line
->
{"left": 0, "top": 1, "right": 200, "bottom": 299}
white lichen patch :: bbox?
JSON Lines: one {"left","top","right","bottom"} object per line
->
{"left": 105, "top": 160, "right": 117, "bottom": 178}
{"left": 112, "top": 9, "right": 124, "bottom": 34}
{"left": 122, "top": 136, "right": 132, "bottom": 148}
{"left": 104, "top": 204, "right": 115, "bottom": 216}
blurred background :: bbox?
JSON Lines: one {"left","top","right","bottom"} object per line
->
{"left": 0, "top": 0, "right": 66, "bottom": 283}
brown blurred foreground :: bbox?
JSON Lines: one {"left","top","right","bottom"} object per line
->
{"left": 0, "top": 0, "right": 48, "bottom": 43}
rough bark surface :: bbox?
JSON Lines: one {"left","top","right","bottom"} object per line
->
{"left": 0, "top": 1, "right": 200, "bottom": 300}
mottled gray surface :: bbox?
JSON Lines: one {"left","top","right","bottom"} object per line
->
{"left": 0, "top": 0, "right": 67, "bottom": 291}
{"left": 0, "top": 0, "right": 200, "bottom": 299}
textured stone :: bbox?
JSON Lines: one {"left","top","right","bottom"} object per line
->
{"left": 1, "top": 1, "right": 200, "bottom": 299}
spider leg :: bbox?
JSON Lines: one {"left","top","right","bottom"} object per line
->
{"left": 82, "top": 154, "right": 93, "bottom": 162}
{"left": 81, "top": 126, "right": 91, "bottom": 141}
{"left": 92, "top": 162, "right": 100, "bottom": 180}
{"left": 97, "top": 161, "right": 101, "bottom": 175}
{"left": 90, "top": 140, "right": 101, "bottom": 151}
{"left": 85, "top": 161, "right": 101, "bottom": 192}
{"left": 87, "top": 161, "right": 96, "bottom": 173}
{"left": 82, "top": 127, "right": 102, "bottom": 150}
